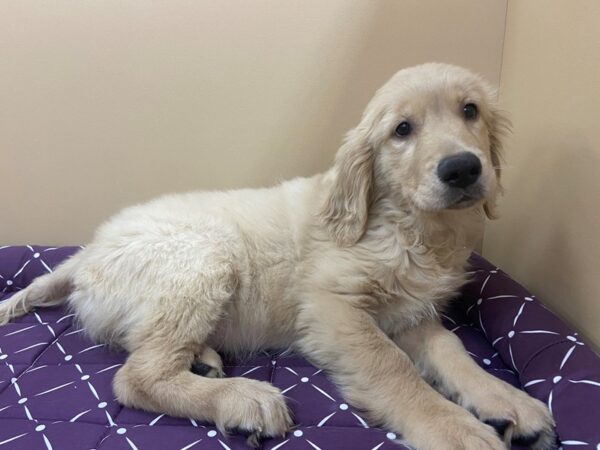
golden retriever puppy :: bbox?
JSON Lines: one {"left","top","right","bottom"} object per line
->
{"left": 0, "top": 63, "right": 556, "bottom": 450}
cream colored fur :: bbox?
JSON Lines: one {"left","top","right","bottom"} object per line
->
{"left": 0, "top": 63, "right": 555, "bottom": 450}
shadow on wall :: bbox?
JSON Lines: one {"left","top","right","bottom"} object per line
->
{"left": 275, "top": 1, "right": 504, "bottom": 177}
{"left": 489, "top": 131, "right": 600, "bottom": 346}
{"left": 260, "top": 2, "right": 392, "bottom": 176}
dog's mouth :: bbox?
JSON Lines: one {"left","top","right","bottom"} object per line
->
{"left": 447, "top": 195, "right": 479, "bottom": 209}
{"left": 413, "top": 184, "right": 487, "bottom": 212}
{"left": 445, "top": 187, "right": 485, "bottom": 210}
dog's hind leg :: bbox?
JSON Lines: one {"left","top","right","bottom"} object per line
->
{"left": 113, "top": 269, "right": 291, "bottom": 446}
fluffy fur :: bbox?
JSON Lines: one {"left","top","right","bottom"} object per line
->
{"left": 1, "top": 63, "right": 555, "bottom": 450}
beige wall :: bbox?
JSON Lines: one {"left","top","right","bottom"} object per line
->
{"left": 2, "top": 1, "right": 598, "bottom": 349}
{"left": 483, "top": 0, "right": 600, "bottom": 350}
{"left": 1, "top": 0, "right": 507, "bottom": 245}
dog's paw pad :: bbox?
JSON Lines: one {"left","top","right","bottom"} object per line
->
{"left": 484, "top": 418, "right": 512, "bottom": 436}
{"left": 513, "top": 432, "right": 540, "bottom": 446}
{"left": 245, "top": 431, "right": 262, "bottom": 448}
{"left": 513, "top": 429, "right": 559, "bottom": 450}
{"left": 225, "top": 427, "right": 264, "bottom": 448}
{"left": 190, "top": 362, "right": 222, "bottom": 378}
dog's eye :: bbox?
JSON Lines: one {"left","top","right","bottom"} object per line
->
{"left": 394, "top": 121, "right": 412, "bottom": 137}
{"left": 463, "top": 103, "right": 478, "bottom": 120}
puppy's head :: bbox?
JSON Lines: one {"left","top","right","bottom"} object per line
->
{"left": 322, "top": 63, "right": 508, "bottom": 246}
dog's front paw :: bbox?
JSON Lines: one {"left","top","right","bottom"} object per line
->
{"left": 214, "top": 378, "right": 293, "bottom": 447}
{"left": 407, "top": 404, "right": 507, "bottom": 450}
{"left": 467, "top": 382, "right": 557, "bottom": 450}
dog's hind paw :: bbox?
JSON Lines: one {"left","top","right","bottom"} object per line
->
{"left": 190, "top": 346, "right": 225, "bottom": 378}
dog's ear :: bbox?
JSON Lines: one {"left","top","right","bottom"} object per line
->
{"left": 484, "top": 107, "right": 510, "bottom": 219}
{"left": 320, "top": 126, "right": 374, "bottom": 246}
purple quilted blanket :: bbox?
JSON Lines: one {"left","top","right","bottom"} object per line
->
{"left": 1, "top": 245, "right": 599, "bottom": 449}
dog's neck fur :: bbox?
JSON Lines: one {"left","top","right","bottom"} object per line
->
{"left": 368, "top": 193, "right": 483, "bottom": 267}
{"left": 351, "top": 195, "right": 480, "bottom": 333}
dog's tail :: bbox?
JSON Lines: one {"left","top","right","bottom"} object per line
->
{"left": 0, "top": 259, "right": 76, "bottom": 325}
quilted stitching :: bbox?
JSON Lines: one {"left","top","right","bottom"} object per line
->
{"left": 1, "top": 246, "right": 599, "bottom": 449}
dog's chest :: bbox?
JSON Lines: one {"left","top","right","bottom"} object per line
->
{"left": 368, "top": 246, "right": 469, "bottom": 333}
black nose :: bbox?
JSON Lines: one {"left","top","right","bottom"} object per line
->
{"left": 437, "top": 152, "right": 482, "bottom": 188}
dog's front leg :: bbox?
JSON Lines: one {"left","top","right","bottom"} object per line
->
{"left": 297, "top": 294, "right": 506, "bottom": 450}
{"left": 393, "top": 319, "right": 557, "bottom": 449}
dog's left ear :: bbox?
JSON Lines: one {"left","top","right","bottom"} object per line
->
{"left": 320, "top": 125, "right": 375, "bottom": 246}
{"left": 483, "top": 106, "right": 510, "bottom": 219}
